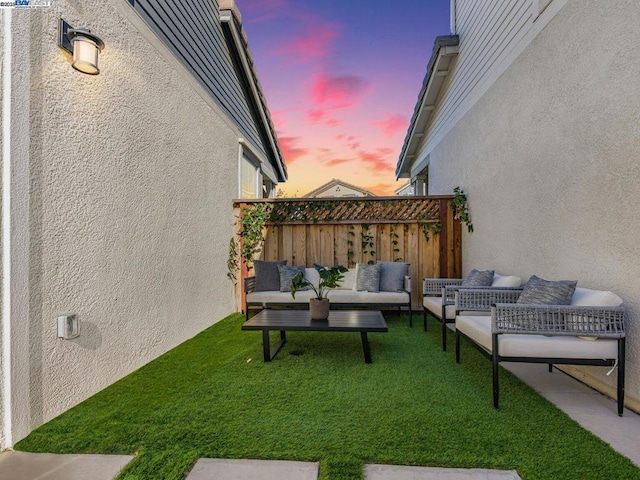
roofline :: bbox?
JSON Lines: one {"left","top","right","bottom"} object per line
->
{"left": 395, "top": 35, "right": 459, "bottom": 180}
{"left": 219, "top": 3, "right": 287, "bottom": 182}
{"left": 303, "top": 178, "right": 376, "bottom": 198}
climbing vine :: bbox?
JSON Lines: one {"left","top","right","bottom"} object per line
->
{"left": 361, "top": 224, "right": 376, "bottom": 264}
{"left": 452, "top": 186, "right": 473, "bottom": 233}
{"left": 237, "top": 203, "right": 273, "bottom": 265}
{"left": 226, "top": 237, "right": 239, "bottom": 285}
{"left": 347, "top": 225, "right": 355, "bottom": 268}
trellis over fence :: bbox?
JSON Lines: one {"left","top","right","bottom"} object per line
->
{"left": 232, "top": 196, "right": 462, "bottom": 310}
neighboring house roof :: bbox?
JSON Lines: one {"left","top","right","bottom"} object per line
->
{"left": 304, "top": 179, "right": 376, "bottom": 198}
{"left": 127, "top": 0, "right": 286, "bottom": 183}
{"left": 394, "top": 182, "right": 414, "bottom": 196}
{"left": 395, "top": 35, "right": 459, "bottom": 179}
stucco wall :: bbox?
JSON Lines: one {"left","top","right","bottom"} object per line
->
{"left": 428, "top": 0, "right": 640, "bottom": 405}
{"left": 7, "top": 0, "right": 241, "bottom": 444}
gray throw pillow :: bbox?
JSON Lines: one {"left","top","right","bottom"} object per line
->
{"left": 254, "top": 260, "right": 286, "bottom": 292}
{"left": 461, "top": 269, "right": 494, "bottom": 287}
{"left": 517, "top": 275, "right": 577, "bottom": 305}
{"left": 377, "top": 261, "right": 410, "bottom": 292}
{"left": 278, "top": 265, "right": 308, "bottom": 292}
{"left": 356, "top": 263, "right": 381, "bottom": 292}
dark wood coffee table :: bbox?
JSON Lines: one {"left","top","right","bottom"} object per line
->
{"left": 242, "top": 310, "right": 388, "bottom": 363}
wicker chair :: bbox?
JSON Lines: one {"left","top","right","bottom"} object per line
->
{"left": 455, "top": 287, "right": 626, "bottom": 416}
{"left": 423, "top": 274, "right": 522, "bottom": 351}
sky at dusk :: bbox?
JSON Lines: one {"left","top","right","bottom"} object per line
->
{"left": 235, "top": 0, "right": 451, "bottom": 197}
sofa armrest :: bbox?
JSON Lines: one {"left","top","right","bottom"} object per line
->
{"left": 404, "top": 276, "right": 412, "bottom": 293}
{"left": 456, "top": 288, "right": 522, "bottom": 312}
{"left": 491, "top": 303, "right": 626, "bottom": 338}
{"left": 423, "top": 278, "right": 463, "bottom": 296}
{"left": 244, "top": 276, "right": 256, "bottom": 294}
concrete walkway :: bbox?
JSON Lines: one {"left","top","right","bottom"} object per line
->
{"left": 0, "top": 363, "right": 638, "bottom": 479}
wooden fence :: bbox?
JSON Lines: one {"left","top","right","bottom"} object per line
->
{"left": 232, "top": 196, "right": 462, "bottom": 309}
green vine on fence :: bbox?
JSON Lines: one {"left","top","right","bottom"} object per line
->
{"left": 347, "top": 225, "right": 355, "bottom": 268}
{"left": 226, "top": 238, "right": 239, "bottom": 285}
{"left": 361, "top": 224, "right": 376, "bottom": 264}
{"left": 452, "top": 186, "right": 473, "bottom": 233}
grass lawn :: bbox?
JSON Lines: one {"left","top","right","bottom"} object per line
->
{"left": 16, "top": 313, "right": 639, "bottom": 480}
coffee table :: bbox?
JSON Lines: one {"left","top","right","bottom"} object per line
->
{"left": 242, "top": 310, "right": 388, "bottom": 363}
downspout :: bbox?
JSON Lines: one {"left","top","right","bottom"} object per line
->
{"left": 1, "top": 7, "right": 13, "bottom": 449}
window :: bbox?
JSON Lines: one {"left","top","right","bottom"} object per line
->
{"left": 240, "top": 154, "right": 260, "bottom": 199}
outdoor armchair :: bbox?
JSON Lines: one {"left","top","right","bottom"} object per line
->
{"left": 455, "top": 287, "right": 626, "bottom": 416}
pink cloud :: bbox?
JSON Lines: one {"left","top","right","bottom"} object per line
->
{"left": 358, "top": 148, "right": 396, "bottom": 172}
{"left": 274, "top": 23, "right": 341, "bottom": 62}
{"left": 325, "top": 158, "right": 350, "bottom": 167}
{"left": 278, "top": 136, "right": 308, "bottom": 164}
{"left": 310, "top": 73, "right": 369, "bottom": 108}
{"left": 365, "top": 182, "right": 396, "bottom": 196}
{"left": 372, "top": 114, "right": 409, "bottom": 137}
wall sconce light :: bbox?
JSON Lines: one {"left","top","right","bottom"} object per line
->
{"left": 58, "top": 19, "right": 105, "bottom": 75}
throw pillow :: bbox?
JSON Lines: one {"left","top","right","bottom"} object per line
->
{"left": 355, "top": 263, "right": 381, "bottom": 292}
{"left": 377, "top": 261, "right": 410, "bottom": 292}
{"left": 254, "top": 260, "right": 286, "bottom": 292}
{"left": 461, "top": 269, "right": 495, "bottom": 287}
{"left": 278, "top": 265, "right": 307, "bottom": 292}
{"left": 517, "top": 275, "right": 577, "bottom": 305}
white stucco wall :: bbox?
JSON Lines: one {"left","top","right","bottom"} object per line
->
{"left": 428, "top": 0, "right": 640, "bottom": 405}
{"left": 4, "top": 0, "right": 243, "bottom": 445}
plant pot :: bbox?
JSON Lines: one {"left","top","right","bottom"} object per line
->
{"left": 309, "top": 298, "right": 330, "bottom": 320}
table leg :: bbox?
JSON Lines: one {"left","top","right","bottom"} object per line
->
{"left": 361, "top": 332, "right": 372, "bottom": 363}
{"left": 263, "top": 330, "right": 287, "bottom": 362}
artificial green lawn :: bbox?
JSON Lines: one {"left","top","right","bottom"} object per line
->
{"left": 16, "top": 313, "right": 639, "bottom": 480}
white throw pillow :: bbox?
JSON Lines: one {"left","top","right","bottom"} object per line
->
{"left": 570, "top": 287, "right": 623, "bottom": 307}
{"left": 304, "top": 268, "right": 321, "bottom": 289}
{"left": 335, "top": 268, "right": 357, "bottom": 290}
{"left": 491, "top": 274, "right": 522, "bottom": 287}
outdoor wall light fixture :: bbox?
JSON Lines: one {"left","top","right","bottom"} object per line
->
{"left": 58, "top": 19, "right": 105, "bottom": 75}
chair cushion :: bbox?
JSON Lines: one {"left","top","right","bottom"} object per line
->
{"left": 356, "top": 263, "right": 381, "bottom": 292}
{"left": 254, "top": 260, "right": 286, "bottom": 292}
{"left": 377, "top": 261, "right": 410, "bottom": 292}
{"left": 278, "top": 265, "right": 306, "bottom": 292}
{"left": 517, "top": 275, "right": 577, "bottom": 305}
{"left": 462, "top": 269, "right": 494, "bottom": 287}
{"left": 423, "top": 296, "right": 455, "bottom": 320}
{"left": 491, "top": 274, "right": 522, "bottom": 287}
{"left": 570, "top": 287, "right": 623, "bottom": 307}
{"left": 455, "top": 315, "right": 619, "bottom": 359}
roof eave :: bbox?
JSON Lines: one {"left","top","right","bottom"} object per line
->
{"left": 395, "top": 35, "right": 459, "bottom": 180}
{"left": 220, "top": 4, "right": 288, "bottom": 182}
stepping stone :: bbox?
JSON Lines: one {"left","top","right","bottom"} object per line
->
{"left": 0, "top": 451, "right": 134, "bottom": 480}
{"left": 186, "top": 458, "right": 319, "bottom": 480}
{"left": 364, "top": 464, "right": 522, "bottom": 480}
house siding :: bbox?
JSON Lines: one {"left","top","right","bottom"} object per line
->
{"left": 412, "top": 0, "right": 546, "bottom": 176}
{"left": 428, "top": 0, "right": 640, "bottom": 407}
{"left": 129, "top": 0, "right": 270, "bottom": 163}
{"left": 2, "top": 0, "right": 250, "bottom": 446}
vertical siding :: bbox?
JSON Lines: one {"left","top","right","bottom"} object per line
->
{"left": 129, "top": 0, "right": 268, "bottom": 159}
{"left": 418, "top": 0, "right": 536, "bottom": 158}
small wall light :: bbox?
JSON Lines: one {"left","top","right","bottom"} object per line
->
{"left": 58, "top": 19, "right": 105, "bottom": 75}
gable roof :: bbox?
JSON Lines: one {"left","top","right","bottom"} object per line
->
{"left": 304, "top": 179, "right": 376, "bottom": 198}
{"left": 395, "top": 35, "right": 459, "bottom": 179}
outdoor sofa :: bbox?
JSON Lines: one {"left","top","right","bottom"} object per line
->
{"left": 245, "top": 261, "right": 412, "bottom": 324}
{"left": 454, "top": 280, "right": 626, "bottom": 415}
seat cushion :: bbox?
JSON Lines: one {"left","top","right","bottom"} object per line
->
{"left": 247, "top": 291, "right": 315, "bottom": 304}
{"left": 327, "top": 290, "right": 409, "bottom": 304}
{"left": 456, "top": 315, "right": 619, "bottom": 359}
{"left": 423, "top": 296, "right": 455, "bottom": 320}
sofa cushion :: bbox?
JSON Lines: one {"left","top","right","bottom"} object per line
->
{"left": 517, "top": 275, "right": 577, "bottom": 305}
{"left": 423, "top": 296, "right": 455, "bottom": 320}
{"left": 356, "top": 263, "right": 381, "bottom": 292}
{"left": 304, "top": 268, "right": 321, "bottom": 289}
{"left": 491, "top": 274, "right": 522, "bottom": 288}
{"left": 570, "top": 287, "right": 623, "bottom": 307}
{"left": 254, "top": 260, "right": 286, "bottom": 292}
{"left": 278, "top": 265, "right": 307, "bottom": 292}
{"left": 377, "top": 261, "right": 410, "bottom": 292}
{"left": 247, "top": 290, "right": 315, "bottom": 304}
{"left": 327, "top": 290, "right": 409, "bottom": 303}
{"left": 462, "top": 269, "right": 494, "bottom": 287}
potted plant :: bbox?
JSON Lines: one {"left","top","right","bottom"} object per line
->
{"left": 290, "top": 264, "right": 348, "bottom": 320}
